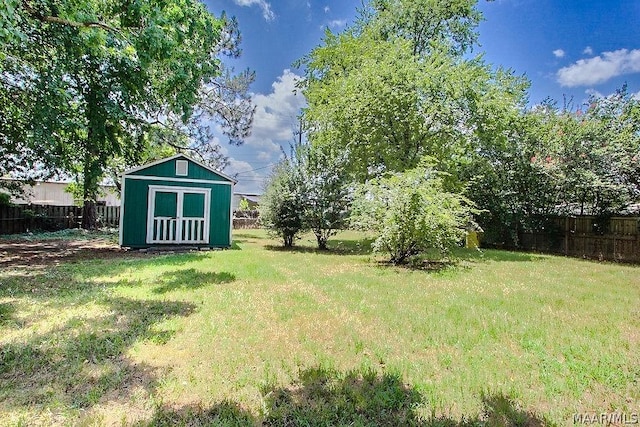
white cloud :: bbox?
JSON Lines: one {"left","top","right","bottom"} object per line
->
{"left": 324, "top": 6, "right": 330, "bottom": 13}
{"left": 583, "top": 46, "right": 594, "bottom": 55}
{"left": 225, "top": 158, "right": 266, "bottom": 193}
{"left": 585, "top": 88, "right": 604, "bottom": 98}
{"left": 552, "top": 49, "right": 565, "bottom": 58}
{"left": 216, "top": 71, "right": 307, "bottom": 193}
{"left": 633, "top": 90, "right": 640, "bottom": 100}
{"left": 327, "top": 19, "right": 347, "bottom": 28}
{"left": 246, "top": 69, "right": 306, "bottom": 153}
{"left": 233, "top": 0, "right": 275, "bottom": 21}
{"left": 257, "top": 151, "right": 271, "bottom": 161}
{"left": 557, "top": 48, "right": 640, "bottom": 87}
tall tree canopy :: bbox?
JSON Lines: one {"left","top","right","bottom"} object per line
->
{"left": 467, "top": 86, "right": 640, "bottom": 246}
{"left": 299, "top": 0, "right": 528, "bottom": 187}
{"left": 363, "top": 0, "right": 482, "bottom": 56}
{"left": 0, "top": 0, "right": 253, "bottom": 227}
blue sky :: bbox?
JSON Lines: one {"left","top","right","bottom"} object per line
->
{"left": 203, "top": 0, "right": 640, "bottom": 193}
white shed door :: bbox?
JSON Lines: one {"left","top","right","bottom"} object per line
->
{"left": 146, "top": 186, "right": 211, "bottom": 244}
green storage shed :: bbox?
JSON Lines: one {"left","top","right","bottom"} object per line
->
{"left": 119, "top": 154, "right": 236, "bottom": 248}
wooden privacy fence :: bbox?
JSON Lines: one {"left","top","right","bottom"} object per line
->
{"left": 518, "top": 216, "right": 640, "bottom": 262}
{"left": 0, "top": 204, "right": 120, "bottom": 235}
{"left": 233, "top": 209, "right": 260, "bottom": 229}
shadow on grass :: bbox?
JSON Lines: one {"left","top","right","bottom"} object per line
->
{"left": 152, "top": 268, "right": 236, "bottom": 294}
{"left": 264, "top": 237, "right": 376, "bottom": 256}
{"left": 138, "top": 401, "right": 254, "bottom": 426}
{"left": 0, "top": 302, "right": 16, "bottom": 327}
{"left": 379, "top": 248, "right": 544, "bottom": 273}
{"left": 263, "top": 238, "right": 545, "bottom": 264}
{"left": 140, "top": 366, "right": 554, "bottom": 426}
{"left": 142, "top": 251, "right": 211, "bottom": 266}
{"left": 262, "top": 366, "right": 421, "bottom": 426}
{"left": 0, "top": 295, "right": 196, "bottom": 411}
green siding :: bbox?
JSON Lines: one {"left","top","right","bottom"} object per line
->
{"left": 154, "top": 191, "right": 177, "bottom": 217}
{"left": 121, "top": 177, "right": 232, "bottom": 248}
{"left": 129, "top": 157, "right": 231, "bottom": 182}
{"left": 183, "top": 193, "right": 205, "bottom": 217}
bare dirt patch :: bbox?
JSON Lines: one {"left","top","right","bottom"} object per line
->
{"left": 0, "top": 238, "right": 144, "bottom": 269}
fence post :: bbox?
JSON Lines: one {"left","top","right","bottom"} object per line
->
{"left": 564, "top": 217, "right": 569, "bottom": 255}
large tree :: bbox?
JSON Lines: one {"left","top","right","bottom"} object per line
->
{"left": 362, "top": 0, "right": 482, "bottom": 56}
{"left": 0, "top": 0, "right": 253, "bottom": 228}
{"left": 298, "top": 0, "right": 527, "bottom": 188}
{"left": 466, "top": 86, "right": 640, "bottom": 246}
{"left": 533, "top": 87, "right": 640, "bottom": 217}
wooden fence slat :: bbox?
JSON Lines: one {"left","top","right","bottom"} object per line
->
{"left": 0, "top": 204, "right": 121, "bottom": 235}
{"left": 517, "top": 216, "right": 640, "bottom": 262}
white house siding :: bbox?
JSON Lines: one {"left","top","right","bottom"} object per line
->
{"left": 10, "top": 182, "right": 120, "bottom": 206}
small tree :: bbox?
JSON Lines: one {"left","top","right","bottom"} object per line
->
{"left": 260, "top": 143, "right": 352, "bottom": 250}
{"left": 351, "top": 162, "right": 473, "bottom": 264}
{"left": 302, "top": 146, "right": 352, "bottom": 250}
{"left": 238, "top": 198, "right": 250, "bottom": 211}
{"left": 259, "top": 159, "right": 307, "bottom": 247}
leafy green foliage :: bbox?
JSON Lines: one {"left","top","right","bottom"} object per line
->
{"left": 300, "top": 145, "right": 352, "bottom": 250}
{"left": 299, "top": 1, "right": 528, "bottom": 187}
{"left": 238, "top": 198, "right": 250, "bottom": 211}
{"left": 1, "top": 1, "right": 253, "bottom": 228}
{"left": 543, "top": 88, "right": 640, "bottom": 216}
{"left": 467, "top": 86, "right": 640, "bottom": 246}
{"left": 363, "top": 0, "right": 482, "bottom": 56}
{"left": 259, "top": 158, "right": 307, "bottom": 247}
{"left": 0, "top": 191, "right": 12, "bottom": 206}
{"left": 351, "top": 162, "right": 474, "bottom": 264}
{"left": 465, "top": 112, "right": 562, "bottom": 246}
{"left": 260, "top": 144, "right": 352, "bottom": 249}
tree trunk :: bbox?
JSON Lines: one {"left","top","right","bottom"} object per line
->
{"left": 81, "top": 147, "right": 101, "bottom": 230}
{"left": 81, "top": 80, "right": 102, "bottom": 231}
{"left": 316, "top": 233, "right": 328, "bottom": 250}
{"left": 81, "top": 199, "right": 97, "bottom": 230}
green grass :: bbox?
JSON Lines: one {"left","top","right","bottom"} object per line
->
{"left": 0, "top": 229, "right": 638, "bottom": 425}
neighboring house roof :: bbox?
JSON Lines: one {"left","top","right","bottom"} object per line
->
{"left": 122, "top": 153, "right": 237, "bottom": 184}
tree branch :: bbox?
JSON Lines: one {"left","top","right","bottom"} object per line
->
{"left": 22, "top": 0, "right": 123, "bottom": 35}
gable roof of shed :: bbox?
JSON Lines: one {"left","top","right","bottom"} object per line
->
{"left": 122, "top": 153, "right": 237, "bottom": 183}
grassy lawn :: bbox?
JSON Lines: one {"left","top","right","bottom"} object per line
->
{"left": 0, "top": 229, "right": 638, "bottom": 425}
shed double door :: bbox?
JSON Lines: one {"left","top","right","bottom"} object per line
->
{"left": 146, "top": 186, "right": 211, "bottom": 244}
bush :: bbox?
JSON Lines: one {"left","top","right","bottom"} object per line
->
{"left": 260, "top": 144, "right": 352, "bottom": 249}
{"left": 301, "top": 146, "right": 352, "bottom": 250}
{"left": 259, "top": 160, "right": 307, "bottom": 247}
{"left": 351, "top": 163, "right": 474, "bottom": 264}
